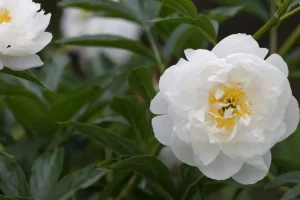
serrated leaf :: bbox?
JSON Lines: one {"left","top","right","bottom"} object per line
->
{"left": 1, "top": 68, "right": 47, "bottom": 89}
{"left": 56, "top": 35, "right": 154, "bottom": 61}
{"left": 0, "top": 155, "right": 30, "bottom": 197}
{"left": 110, "top": 96, "right": 152, "bottom": 142}
{"left": 49, "top": 166, "right": 105, "bottom": 200}
{"left": 281, "top": 184, "right": 300, "bottom": 200}
{"left": 109, "top": 156, "right": 176, "bottom": 200}
{"left": 266, "top": 171, "right": 300, "bottom": 189}
{"left": 152, "top": 0, "right": 198, "bottom": 17}
{"left": 59, "top": 0, "right": 138, "bottom": 23}
{"left": 128, "top": 67, "right": 156, "bottom": 104}
{"left": 179, "top": 164, "right": 203, "bottom": 200}
{"left": 63, "top": 121, "right": 142, "bottom": 155}
{"left": 151, "top": 15, "right": 216, "bottom": 45}
{"left": 30, "top": 148, "right": 64, "bottom": 200}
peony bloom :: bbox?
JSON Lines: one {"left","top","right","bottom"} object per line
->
{"left": 60, "top": 6, "right": 141, "bottom": 64}
{"left": 0, "top": 0, "right": 52, "bottom": 70}
{"left": 150, "top": 34, "right": 299, "bottom": 184}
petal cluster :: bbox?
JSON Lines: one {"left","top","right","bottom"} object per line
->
{"left": 60, "top": 5, "right": 141, "bottom": 64}
{"left": 0, "top": 0, "right": 52, "bottom": 70}
{"left": 150, "top": 34, "right": 299, "bottom": 184}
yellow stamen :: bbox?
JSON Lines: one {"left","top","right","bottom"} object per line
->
{"left": 0, "top": 9, "right": 11, "bottom": 24}
{"left": 208, "top": 83, "right": 252, "bottom": 131}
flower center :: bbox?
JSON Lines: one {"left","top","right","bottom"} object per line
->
{"left": 208, "top": 83, "right": 252, "bottom": 131}
{"left": 0, "top": 8, "right": 11, "bottom": 24}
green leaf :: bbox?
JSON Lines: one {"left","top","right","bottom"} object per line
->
{"left": 62, "top": 121, "right": 142, "bottom": 155}
{"left": 30, "top": 148, "right": 64, "bottom": 200}
{"left": 152, "top": 0, "right": 198, "bottom": 17}
{"left": 1, "top": 68, "right": 47, "bottom": 89}
{"left": 0, "top": 154, "right": 30, "bottom": 197}
{"left": 109, "top": 156, "right": 176, "bottom": 200}
{"left": 179, "top": 164, "right": 203, "bottom": 200}
{"left": 48, "top": 86, "right": 101, "bottom": 122}
{"left": 0, "top": 196, "right": 35, "bottom": 200}
{"left": 56, "top": 35, "right": 154, "bottom": 61}
{"left": 6, "top": 97, "right": 54, "bottom": 135}
{"left": 0, "top": 83, "right": 47, "bottom": 111}
{"left": 50, "top": 166, "right": 106, "bottom": 200}
{"left": 110, "top": 97, "right": 152, "bottom": 142}
{"left": 59, "top": 0, "right": 138, "bottom": 23}
{"left": 128, "top": 67, "right": 156, "bottom": 104}
{"left": 163, "top": 24, "right": 207, "bottom": 62}
{"left": 266, "top": 171, "right": 300, "bottom": 189}
{"left": 151, "top": 16, "right": 216, "bottom": 45}
{"left": 281, "top": 184, "right": 300, "bottom": 200}
{"left": 207, "top": 6, "right": 244, "bottom": 22}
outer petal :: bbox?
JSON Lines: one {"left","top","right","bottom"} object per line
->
{"left": 192, "top": 141, "right": 220, "bottom": 165}
{"left": 281, "top": 96, "right": 299, "bottom": 141}
{"left": 0, "top": 54, "right": 43, "bottom": 70}
{"left": 232, "top": 151, "right": 271, "bottom": 184}
{"left": 195, "top": 152, "right": 243, "bottom": 180}
{"left": 212, "top": 34, "right": 268, "bottom": 59}
{"left": 171, "top": 134, "right": 197, "bottom": 166}
{"left": 152, "top": 115, "right": 174, "bottom": 146}
{"left": 266, "top": 54, "right": 288, "bottom": 77}
{"left": 184, "top": 49, "right": 218, "bottom": 63}
{"left": 150, "top": 92, "right": 168, "bottom": 115}
{"left": 3, "top": 32, "right": 53, "bottom": 56}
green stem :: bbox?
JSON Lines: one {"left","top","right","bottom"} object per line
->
{"left": 115, "top": 175, "right": 139, "bottom": 200}
{"left": 267, "top": 172, "right": 275, "bottom": 181}
{"left": 253, "top": 0, "right": 293, "bottom": 40}
{"left": 280, "top": 6, "right": 300, "bottom": 21}
{"left": 270, "top": 2, "right": 278, "bottom": 54}
{"left": 145, "top": 26, "right": 165, "bottom": 74}
{"left": 279, "top": 25, "right": 300, "bottom": 56}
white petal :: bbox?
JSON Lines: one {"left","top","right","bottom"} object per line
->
{"left": 150, "top": 92, "right": 168, "bottom": 115}
{"left": 158, "top": 146, "right": 181, "bottom": 170}
{"left": 232, "top": 151, "right": 271, "bottom": 184}
{"left": 0, "top": 54, "right": 43, "bottom": 70}
{"left": 195, "top": 152, "right": 243, "bottom": 180}
{"left": 152, "top": 115, "right": 174, "bottom": 146}
{"left": 171, "top": 134, "right": 197, "bottom": 166}
{"left": 266, "top": 54, "right": 288, "bottom": 76}
{"left": 192, "top": 141, "right": 220, "bottom": 165}
{"left": 281, "top": 96, "right": 299, "bottom": 141}
{"left": 184, "top": 49, "right": 218, "bottom": 63}
{"left": 212, "top": 33, "right": 267, "bottom": 59}
{"left": 215, "top": 88, "right": 224, "bottom": 100}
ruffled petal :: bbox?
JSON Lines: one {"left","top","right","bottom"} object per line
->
{"left": 232, "top": 151, "right": 271, "bottom": 184}
{"left": 171, "top": 134, "right": 197, "bottom": 166}
{"left": 195, "top": 152, "right": 243, "bottom": 180}
{"left": 150, "top": 92, "right": 168, "bottom": 115}
{"left": 266, "top": 54, "right": 288, "bottom": 77}
{"left": 212, "top": 34, "right": 267, "bottom": 59}
{"left": 184, "top": 49, "right": 218, "bottom": 63}
{"left": 152, "top": 115, "right": 174, "bottom": 146}
{"left": 192, "top": 141, "right": 220, "bottom": 165}
{"left": 281, "top": 96, "right": 299, "bottom": 141}
{"left": 0, "top": 54, "right": 43, "bottom": 70}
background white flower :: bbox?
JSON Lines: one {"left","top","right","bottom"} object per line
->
{"left": 0, "top": 0, "right": 52, "bottom": 70}
{"left": 150, "top": 33, "right": 300, "bottom": 184}
{"left": 60, "top": 4, "right": 141, "bottom": 64}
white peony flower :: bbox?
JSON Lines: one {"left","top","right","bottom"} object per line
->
{"left": 150, "top": 34, "right": 300, "bottom": 184}
{"left": 0, "top": 0, "right": 52, "bottom": 70}
{"left": 60, "top": 6, "right": 141, "bottom": 64}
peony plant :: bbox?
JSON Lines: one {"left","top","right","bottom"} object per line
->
{"left": 0, "top": 0, "right": 298, "bottom": 200}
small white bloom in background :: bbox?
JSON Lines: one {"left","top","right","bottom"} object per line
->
{"left": 150, "top": 33, "right": 300, "bottom": 184}
{"left": 60, "top": 5, "right": 141, "bottom": 64}
{"left": 0, "top": 0, "right": 52, "bottom": 70}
